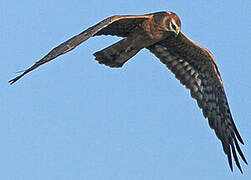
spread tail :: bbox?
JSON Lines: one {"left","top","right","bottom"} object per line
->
{"left": 94, "top": 38, "right": 141, "bottom": 68}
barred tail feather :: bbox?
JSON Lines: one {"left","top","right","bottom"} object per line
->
{"left": 94, "top": 38, "right": 141, "bottom": 68}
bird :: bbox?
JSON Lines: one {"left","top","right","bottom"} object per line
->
{"left": 9, "top": 11, "right": 247, "bottom": 172}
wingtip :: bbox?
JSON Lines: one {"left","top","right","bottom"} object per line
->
{"left": 233, "top": 136, "right": 248, "bottom": 165}
{"left": 236, "top": 162, "right": 244, "bottom": 174}
{"left": 8, "top": 75, "right": 22, "bottom": 85}
{"left": 240, "top": 168, "right": 243, "bottom": 174}
{"left": 8, "top": 79, "right": 16, "bottom": 85}
{"left": 227, "top": 152, "right": 233, "bottom": 172}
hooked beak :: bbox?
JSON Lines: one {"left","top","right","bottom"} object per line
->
{"left": 175, "top": 29, "right": 180, "bottom": 36}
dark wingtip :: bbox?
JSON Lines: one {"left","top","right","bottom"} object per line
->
{"left": 233, "top": 136, "right": 248, "bottom": 165}
{"left": 228, "top": 158, "right": 233, "bottom": 172}
{"left": 8, "top": 74, "right": 23, "bottom": 85}
{"left": 227, "top": 149, "right": 233, "bottom": 172}
{"left": 230, "top": 116, "right": 245, "bottom": 145}
{"left": 231, "top": 142, "right": 243, "bottom": 173}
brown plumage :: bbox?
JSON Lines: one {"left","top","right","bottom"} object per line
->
{"left": 9, "top": 11, "right": 247, "bottom": 172}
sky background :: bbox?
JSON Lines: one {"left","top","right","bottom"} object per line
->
{"left": 1, "top": 1, "right": 251, "bottom": 179}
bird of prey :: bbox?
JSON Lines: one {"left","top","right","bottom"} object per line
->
{"left": 9, "top": 11, "right": 247, "bottom": 172}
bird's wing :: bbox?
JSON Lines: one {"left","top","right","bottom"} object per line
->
{"left": 147, "top": 32, "right": 247, "bottom": 172}
{"left": 9, "top": 14, "right": 151, "bottom": 84}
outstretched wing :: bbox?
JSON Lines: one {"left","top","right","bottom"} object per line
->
{"left": 9, "top": 14, "right": 151, "bottom": 84}
{"left": 147, "top": 32, "right": 247, "bottom": 172}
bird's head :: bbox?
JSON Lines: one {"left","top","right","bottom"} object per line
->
{"left": 165, "top": 12, "right": 181, "bottom": 36}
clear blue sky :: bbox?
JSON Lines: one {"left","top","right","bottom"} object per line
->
{"left": 1, "top": 1, "right": 250, "bottom": 179}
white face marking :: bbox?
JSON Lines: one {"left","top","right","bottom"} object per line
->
{"left": 170, "top": 19, "right": 179, "bottom": 33}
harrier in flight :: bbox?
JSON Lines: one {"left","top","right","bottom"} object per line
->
{"left": 9, "top": 11, "right": 247, "bottom": 172}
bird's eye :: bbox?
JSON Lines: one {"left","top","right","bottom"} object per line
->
{"left": 166, "top": 19, "right": 170, "bottom": 26}
{"left": 171, "top": 24, "right": 177, "bottom": 31}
